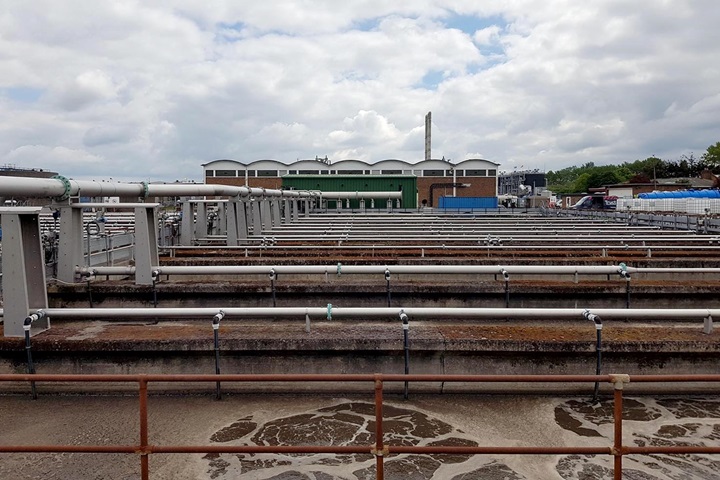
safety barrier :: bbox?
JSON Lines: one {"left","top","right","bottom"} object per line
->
{"left": 1, "top": 373, "right": 719, "bottom": 480}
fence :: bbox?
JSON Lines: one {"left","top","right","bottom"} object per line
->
{"left": 2, "top": 373, "right": 720, "bottom": 480}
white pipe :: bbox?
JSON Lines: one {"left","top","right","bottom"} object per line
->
{"left": 0, "top": 177, "right": 316, "bottom": 200}
{"left": 160, "top": 244, "right": 720, "bottom": 252}
{"left": 36, "top": 306, "right": 720, "bottom": 320}
{"left": 77, "top": 264, "right": 720, "bottom": 277}
{"left": 318, "top": 191, "right": 403, "bottom": 199}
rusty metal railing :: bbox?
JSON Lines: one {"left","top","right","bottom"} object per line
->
{"left": 2, "top": 373, "right": 720, "bottom": 480}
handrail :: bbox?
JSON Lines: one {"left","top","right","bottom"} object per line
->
{"left": 2, "top": 373, "right": 720, "bottom": 480}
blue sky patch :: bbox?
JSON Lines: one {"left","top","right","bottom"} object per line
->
{"left": 443, "top": 13, "right": 505, "bottom": 35}
{"left": 416, "top": 70, "right": 447, "bottom": 90}
{"left": 0, "top": 87, "right": 43, "bottom": 103}
{"left": 351, "top": 17, "right": 382, "bottom": 32}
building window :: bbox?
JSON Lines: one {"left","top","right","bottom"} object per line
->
{"left": 257, "top": 170, "right": 278, "bottom": 177}
{"left": 488, "top": 169, "right": 497, "bottom": 176}
{"left": 206, "top": 170, "right": 214, "bottom": 177}
{"left": 246, "top": 170, "right": 256, "bottom": 177}
{"left": 215, "top": 170, "right": 236, "bottom": 177}
{"left": 279, "top": 170, "right": 289, "bottom": 175}
{"left": 465, "top": 169, "right": 486, "bottom": 177}
{"left": 382, "top": 170, "right": 402, "bottom": 174}
{"left": 321, "top": 170, "right": 330, "bottom": 174}
{"left": 423, "top": 169, "right": 444, "bottom": 176}
{"left": 337, "top": 170, "right": 363, "bottom": 174}
{"left": 299, "top": 170, "right": 320, "bottom": 174}
{"left": 445, "top": 170, "right": 454, "bottom": 176}
{"left": 454, "top": 170, "right": 464, "bottom": 176}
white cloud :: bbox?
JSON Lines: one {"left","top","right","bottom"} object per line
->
{"left": 0, "top": 0, "right": 719, "bottom": 181}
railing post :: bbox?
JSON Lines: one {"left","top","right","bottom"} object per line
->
{"left": 373, "top": 374, "right": 385, "bottom": 480}
{"left": 611, "top": 374, "right": 629, "bottom": 480}
{"left": 139, "top": 377, "right": 149, "bottom": 480}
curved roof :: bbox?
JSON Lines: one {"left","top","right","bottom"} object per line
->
{"left": 331, "top": 159, "right": 374, "bottom": 170}
{"left": 456, "top": 158, "right": 500, "bottom": 168}
{"left": 204, "top": 157, "right": 500, "bottom": 172}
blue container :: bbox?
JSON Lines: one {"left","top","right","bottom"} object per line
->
{"left": 439, "top": 196, "right": 498, "bottom": 209}
{"left": 639, "top": 189, "right": 719, "bottom": 199}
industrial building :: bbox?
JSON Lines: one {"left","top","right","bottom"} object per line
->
{"left": 203, "top": 158, "right": 499, "bottom": 208}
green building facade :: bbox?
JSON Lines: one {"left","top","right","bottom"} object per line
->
{"left": 282, "top": 175, "right": 417, "bottom": 209}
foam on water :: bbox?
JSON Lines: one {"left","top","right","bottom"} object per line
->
{"left": 204, "top": 397, "right": 720, "bottom": 479}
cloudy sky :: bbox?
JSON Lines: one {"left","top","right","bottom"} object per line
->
{"left": 1, "top": 1, "right": 718, "bottom": 182}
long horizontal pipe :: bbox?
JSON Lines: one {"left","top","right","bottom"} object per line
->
{"left": 35, "top": 307, "right": 720, "bottom": 320}
{"left": 81, "top": 264, "right": 657, "bottom": 276}
{"left": 163, "top": 244, "right": 720, "bottom": 252}
{"left": 0, "top": 177, "right": 315, "bottom": 200}
{"left": 0, "top": 373, "right": 618, "bottom": 383}
{"left": 318, "top": 191, "right": 403, "bottom": 199}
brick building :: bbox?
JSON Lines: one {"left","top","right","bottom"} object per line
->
{"left": 203, "top": 158, "right": 499, "bottom": 208}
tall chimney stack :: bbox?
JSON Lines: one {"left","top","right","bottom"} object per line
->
{"left": 424, "top": 112, "right": 432, "bottom": 161}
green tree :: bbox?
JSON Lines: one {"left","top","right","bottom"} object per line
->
{"left": 587, "top": 167, "right": 622, "bottom": 189}
{"left": 571, "top": 172, "right": 591, "bottom": 193}
{"left": 702, "top": 142, "right": 720, "bottom": 168}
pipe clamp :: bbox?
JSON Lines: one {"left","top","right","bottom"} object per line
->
{"left": 371, "top": 445, "right": 389, "bottom": 457}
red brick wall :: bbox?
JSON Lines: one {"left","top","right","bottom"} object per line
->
{"left": 417, "top": 176, "right": 497, "bottom": 207}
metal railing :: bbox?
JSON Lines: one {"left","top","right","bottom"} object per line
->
{"left": 2, "top": 373, "right": 720, "bottom": 480}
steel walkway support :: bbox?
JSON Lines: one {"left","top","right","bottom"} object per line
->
{"left": 56, "top": 202, "right": 84, "bottom": 284}
{"left": 225, "top": 198, "right": 248, "bottom": 245}
{"left": 134, "top": 206, "right": 159, "bottom": 285}
{"left": 54, "top": 203, "right": 159, "bottom": 284}
{"left": 180, "top": 201, "right": 193, "bottom": 246}
{"left": 0, "top": 207, "right": 49, "bottom": 337}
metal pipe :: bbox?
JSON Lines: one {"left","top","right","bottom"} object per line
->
{"left": 78, "top": 264, "right": 655, "bottom": 277}
{"left": 374, "top": 375, "right": 385, "bottom": 479}
{"left": 0, "top": 176, "right": 316, "bottom": 200}
{"left": 318, "top": 191, "right": 403, "bottom": 200}
{"left": 23, "top": 312, "right": 46, "bottom": 400}
{"left": 33, "top": 307, "right": 720, "bottom": 325}
{"left": 501, "top": 269, "right": 510, "bottom": 307}
{"left": 139, "top": 378, "right": 149, "bottom": 480}
{"left": 614, "top": 384, "right": 624, "bottom": 480}
{"left": 401, "top": 310, "right": 409, "bottom": 400}
{"left": 212, "top": 310, "right": 225, "bottom": 400}
{"left": 151, "top": 270, "right": 160, "bottom": 308}
{"left": 269, "top": 269, "right": 276, "bottom": 307}
{"left": 584, "top": 310, "right": 603, "bottom": 402}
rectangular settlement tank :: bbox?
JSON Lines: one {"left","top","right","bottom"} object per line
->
{"left": 282, "top": 175, "right": 417, "bottom": 209}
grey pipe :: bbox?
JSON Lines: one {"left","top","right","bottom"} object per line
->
{"left": 35, "top": 307, "right": 720, "bottom": 320}
{"left": 0, "top": 176, "right": 317, "bottom": 200}
{"left": 78, "top": 264, "right": 647, "bottom": 277}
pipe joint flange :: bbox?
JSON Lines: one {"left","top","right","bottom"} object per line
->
{"left": 609, "top": 373, "right": 630, "bottom": 390}
{"left": 52, "top": 175, "right": 72, "bottom": 201}
{"left": 141, "top": 181, "right": 150, "bottom": 199}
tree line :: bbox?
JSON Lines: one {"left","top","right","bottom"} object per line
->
{"left": 547, "top": 141, "right": 720, "bottom": 194}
